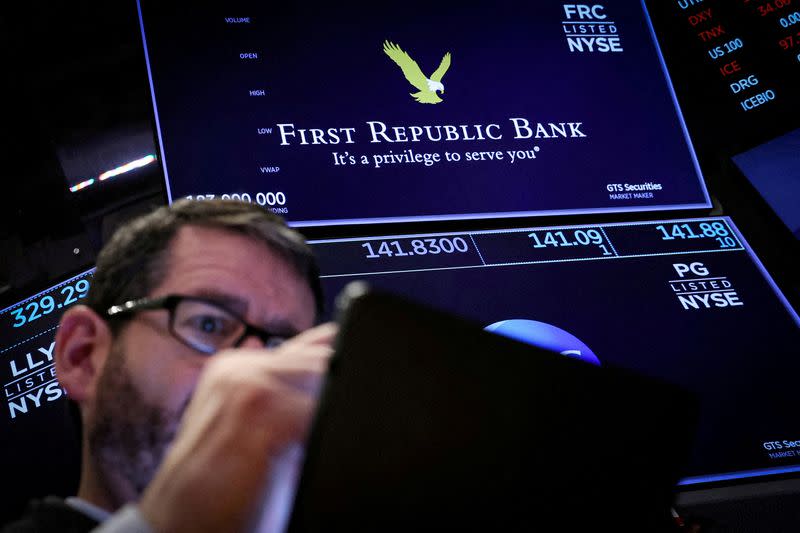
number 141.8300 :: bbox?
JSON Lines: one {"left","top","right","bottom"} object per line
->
{"left": 362, "top": 238, "right": 470, "bottom": 258}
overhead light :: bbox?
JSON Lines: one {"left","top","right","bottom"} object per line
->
{"left": 69, "top": 178, "right": 95, "bottom": 193}
{"left": 98, "top": 154, "right": 157, "bottom": 181}
{"left": 69, "top": 154, "right": 157, "bottom": 193}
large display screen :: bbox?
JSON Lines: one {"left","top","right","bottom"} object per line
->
{"left": 1, "top": 270, "right": 93, "bottom": 420}
{"left": 0, "top": 270, "right": 93, "bottom": 521}
{"left": 645, "top": 0, "right": 800, "bottom": 125}
{"left": 137, "top": 0, "right": 711, "bottom": 226}
{"left": 643, "top": 0, "right": 800, "bottom": 261}
{"left": 310, "top": 217, "right": 800, "bottom": 484}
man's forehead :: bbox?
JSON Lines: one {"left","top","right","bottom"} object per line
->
{"left": 157, "top": 225, "right": 315, "bottom": 327}
{"left": 170, "top": 223, "right": 265, "bottom": 251}
{"left": 165, "top": 225, "right": 284, "bottom": 271}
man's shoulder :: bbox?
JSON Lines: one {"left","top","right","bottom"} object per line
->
{"left": 2, "top": 496, "right": 99, "bottom": 533}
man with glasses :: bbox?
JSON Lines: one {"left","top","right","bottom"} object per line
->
{"left": 4, "top": 199, "right": 335, "bottom": 533}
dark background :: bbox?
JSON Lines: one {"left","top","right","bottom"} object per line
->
{"left": 0, "top": 0, "right": 798, "bottom": 530}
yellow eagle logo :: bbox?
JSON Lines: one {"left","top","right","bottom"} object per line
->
{"left": 383, "top": 40, "right": 452, "bottom": 104}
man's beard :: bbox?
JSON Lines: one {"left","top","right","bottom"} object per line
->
{"left": 88, "top": 342, "right": 187, "bottom": 502}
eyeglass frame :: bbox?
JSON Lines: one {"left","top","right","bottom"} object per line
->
{"left": 106, "top": 294, "right": 293, "bottom": 354}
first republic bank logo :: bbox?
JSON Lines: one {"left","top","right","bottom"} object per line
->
{"left": 562, "top": 4, "right": 624, "bottom": 53}
{"left": 383, "top": 40, "right": 452, "bottom": 104}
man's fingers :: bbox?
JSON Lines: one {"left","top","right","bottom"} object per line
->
{"left": 209, "top": 322, "right": 337, "bottom": 393}
{"left": 283, "top": 322, "right": 338, "bottom": 348}
{"left": 265, "top": 344, "right": 333, "bottom": 393}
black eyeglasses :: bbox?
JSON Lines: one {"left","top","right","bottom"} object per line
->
{"left": 107, "top": 295, "right": 294, "bottom": 355}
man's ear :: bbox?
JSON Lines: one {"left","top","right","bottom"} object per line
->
{"left": 55, "top": 305, "right": 114, "bottom": 403}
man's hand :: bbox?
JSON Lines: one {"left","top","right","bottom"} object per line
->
{"left": 138, "top": 323, "right": 337, "bottom": 533}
